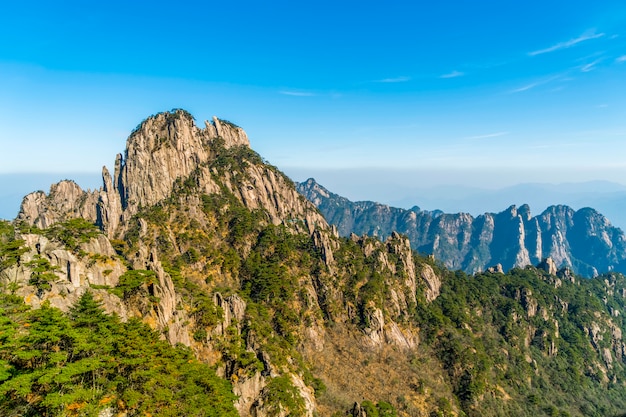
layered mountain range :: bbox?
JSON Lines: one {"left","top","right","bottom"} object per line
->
{"left": 297, "top": 178, "right": 626, "bottom": 278}
{"left": 2, "top": 110, "right": 626, "bottom": 416}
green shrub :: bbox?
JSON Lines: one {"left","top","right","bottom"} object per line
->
{"left": 112, "top": 269, "right": 156, "bottom": 298}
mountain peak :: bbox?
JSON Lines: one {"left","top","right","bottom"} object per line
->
{"left": 129, "top": 109, "right": 249, "bottom": 152}
{"left": 18, "top": 110, "right": 325, "bottom": 238}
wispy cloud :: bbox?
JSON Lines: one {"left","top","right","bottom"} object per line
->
{"left": 528, "top": 30, "right": 605, "bottom": 56}
{"left": 464, "top": 131, "right": 509, "bottom": 140}
{"left": 510, "top": 82, "right": 541, "bottom": 93}
{"left": 616, "top": 55, "right": 626, "bottom": 63}
{"left": 509, "top": 74, "right": 563, "bottom": 93}
{"left": 581, "top": 59, "right": 601, "bottom": 72}
{"left": 279, "top": 90, "right": 316, "bottom": 97}
{"left": 376, "top": 76, "right": 411, "bottom": 83}
{"left": 440, "top": 70, "right": 464, "bottom": 79}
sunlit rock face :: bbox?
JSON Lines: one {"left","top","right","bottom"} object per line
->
{"left": 298, "top": 179, "right": 626, "bottom": 277}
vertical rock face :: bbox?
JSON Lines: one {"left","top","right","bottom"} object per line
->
{"left": 98, "top": 162, "right": 123, "bottom": 235}
{"left": 210, "top": 117, "right": 250, "bottom": 148}
{"left": 120, "top": 112, "right": 212, "bottom": 217}
{"left": 420, "top": 264, "right": 441, "bottom": 302}
{"left": 386, "top": 232, "right": 417, "bottom": 304}
{"left": 11, "top": 233, "right": 127, "bottom": 314}
{"left": 18, "top": 110, "right": 327, "bottom": 240}
{"left": 18, "top": 181, "right": 99, "bottom": 229}
{"left": 298, "top": 179, "right": 626, "bottom": 277}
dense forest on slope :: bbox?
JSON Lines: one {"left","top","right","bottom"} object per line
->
{"left": 3, "top": 110, "right": 626, "bottom": 416}
{"left": 0, "top": 291, "right": 237, "bottom": 416}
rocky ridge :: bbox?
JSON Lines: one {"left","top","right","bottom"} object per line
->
{"left": 9, "top": 110, "right": 429, "bottom": 416}
{"left": 297, "top": 178, "right": 626, "bottom": 277}
{"left": 19, "top": 112, "right": 323, "bottom": 237}
{"left": 4, "top": 110, "right": 626, "bottom": 416}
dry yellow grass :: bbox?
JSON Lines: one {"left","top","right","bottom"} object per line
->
{"left": 303, "top": 324, "right": 462, "bottom": 416}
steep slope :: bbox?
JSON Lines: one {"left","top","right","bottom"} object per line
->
{"left": 8, "top": 110, "right": 425, "bottom": 416}
{"left": 3, "top": 110, "right": 626, "bottom": 416}
{"left": 297, "top": 178, "right": 626, "bottom": 277}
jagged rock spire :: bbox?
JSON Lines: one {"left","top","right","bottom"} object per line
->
{"left": 17, "top": 109, "right": 328, "bottom": 241}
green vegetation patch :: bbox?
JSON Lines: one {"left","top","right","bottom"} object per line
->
{"left": 0, "top": 291, "right": 238, "bottom": 416}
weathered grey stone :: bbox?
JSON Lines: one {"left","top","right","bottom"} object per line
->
{"left": 420, "top": 264, "right": 441, "bottom": 302}
{"left": 539, "top": 257, "right": 558, "bottom": 276}
{"left": 298, "top": 179, "right": 626, "bottom": 278}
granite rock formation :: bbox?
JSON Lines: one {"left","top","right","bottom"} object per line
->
{"left": 5, "top": 110, "right": 626, "bottom": 416}
{"left": 297, "top": 178, "right": 626, "bottom": 277}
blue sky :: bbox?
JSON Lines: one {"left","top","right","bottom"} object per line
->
{"left": 1, "top": 1, "right": 626, "bottom": 218}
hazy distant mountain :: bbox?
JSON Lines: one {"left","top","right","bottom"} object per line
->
{"left": 387, "top": 181, "right": 626, "bottom": 231}
{"left": 297, "top": 178, "right": 626, "bottom": 277}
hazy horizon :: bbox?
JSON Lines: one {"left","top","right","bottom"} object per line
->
{"left": 1, "top": 2, "right": 625, "bottom": 228}
{"left": 4, "top": 169, "right": 626, "bottom": 232}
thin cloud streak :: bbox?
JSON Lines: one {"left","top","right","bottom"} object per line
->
{"left": 279, "top": 90, "right": 316, "bottom": 97}
{"left": 376, "top": 76, "right": 411, "bottom": 83}
{"left": 616, "top": 55, "right": 626, "bottom": 63}
{"left": 528, "top": 31, "right": 605, "bottom": 56}
{"left": 440, "top": 70, "right": 464, "bottom": 79}
{"left": 464, "top": 131, "right": 509, "bottom": 140}
{"left": 510, "top": 82, "right": 540, "bottom": 93}
{"left": 581, "top": 59, "right": 602, "bottom": 72}
{"left": 509, "top": 74, "right": 563, "bottom": 93}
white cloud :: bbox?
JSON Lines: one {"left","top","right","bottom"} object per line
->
{"left": 529, "top": 30, "right": 605, "bottom": 56}
{"left": 279, "top": 90, "right": 316, "bottom": 97}
{"left": 440, "top": 70, "right": 464, "bottom": 79}
{"left": 581, "top": 59, "right": 601, "bottom": 72}
{"left": 509, "top": 74, "right": 563, "bottom": 93}
{"left": 510, "top": 82, "right": 540, "bottom": 93}
{"left": 376, "top": 76, "right": 411, "bottom": 83}
{"left": 616, "top": 55, "right": 626, "bottom": 63}
{"left": 464, "top": 131, "right": 509, "bottom": 140}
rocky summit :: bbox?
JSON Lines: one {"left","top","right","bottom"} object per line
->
{"left": 297, "top": 178, "right": 626, "bottom": 278}
{"left": 3, "top": 110, "right": 626, "bottom": 416}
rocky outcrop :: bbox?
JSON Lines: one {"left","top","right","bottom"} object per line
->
{"left": 209, "top": 117, "right": 250, "bottom": 148}
{"left": 11, "top": 232, "right": 127, "bottom": 315}
{"left": 420, "top": 264, "right": 441, "bottom": 302}
{"left": 17, "top": 111, "right": 292, "bottom": 238}
{"left": 215, "top": 162, "right": 327, "bottom": 234}
{"left": 538, "top": 257, "right": 558, "bottom": 276}
{"left": 298, "top": 179, "right": 626, "bottom": 277}
{"left": 487, "top": 263, "right": 504, "bottom": 273}
{"left": 18, "top": 181, "right": 99, "bottom": 229}
{"left": 350, "top": 402, "right": 367, "bottom": 417}
{"left": 344, "top": 233, "right": 423, "bottom": 349}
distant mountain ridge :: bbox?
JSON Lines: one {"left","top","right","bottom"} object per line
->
{"left": 297, "top": 178, "right": 626, "bottom": 277}
{"left": 386, "top": 180, "right": 626, "bottom": 231}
